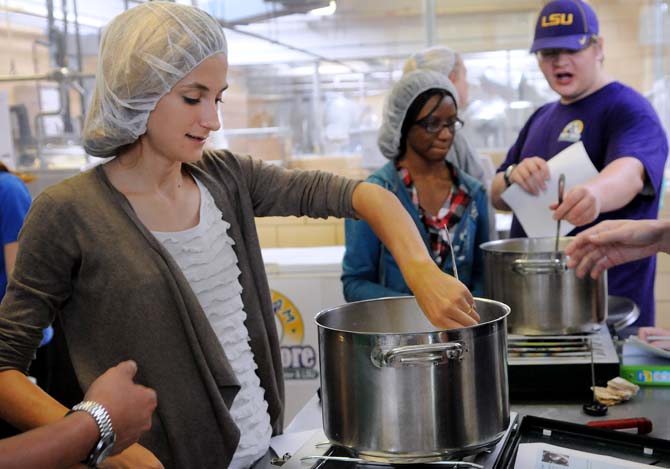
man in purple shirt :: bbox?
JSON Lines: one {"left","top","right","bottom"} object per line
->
{"left": 491, "top": 0, "right": 668, "bottom": 326}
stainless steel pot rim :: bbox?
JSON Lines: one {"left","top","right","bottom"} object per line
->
{"left": 314, "top": 296, "right": 510, "bottom": 336}
{"left": 480, "top": 236, "right": 575, "bottom": 254}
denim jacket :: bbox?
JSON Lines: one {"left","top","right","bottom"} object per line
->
{"left": 342, "top": 160, "right": 489, "bottom": 301}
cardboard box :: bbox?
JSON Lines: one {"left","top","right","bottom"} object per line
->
{"left": 620, "top": 342, "right": 670, "bottom": 386}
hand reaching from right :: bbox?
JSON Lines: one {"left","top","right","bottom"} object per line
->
{"left": 638, "top": 327, "right": 670, "bottom": 351}
{"left": 565, "top": 220, "right": 670, "bottom": 279}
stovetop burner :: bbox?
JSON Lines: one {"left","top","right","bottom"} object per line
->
{"left": 507, "top": 327, "right": 620, "bottom": 400}
{"left": 277, "top": 413, "right": 519, "bottom": 469}
{"left": 507, "top": 326, "right": 619, "bottom": 364}
{"left": 301, "top": 445, "right": 490, "bottom": 467}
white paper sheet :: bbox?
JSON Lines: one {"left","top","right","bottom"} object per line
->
{"left": 514, "top": 442, "right": 658, "bottom": 469}
{"left": 501, "top": 141, "right": 599, "bottom": 238}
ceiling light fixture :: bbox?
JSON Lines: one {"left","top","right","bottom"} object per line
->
{"left": 509, "top": 100, "right": 533, "bottom": 110}
{"left": 309, "top": 1, "right": 336, "bottom": 17}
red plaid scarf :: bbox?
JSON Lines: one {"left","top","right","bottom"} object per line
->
{"left": 398, "top": 162, "right": 471, "bottom": 267}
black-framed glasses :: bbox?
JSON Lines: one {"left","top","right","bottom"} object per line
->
{"left": 536, "top": 35, "right": 598, "bottom": 61}
{"left": 414, "top": 116, "right": 464, "bottom": 134}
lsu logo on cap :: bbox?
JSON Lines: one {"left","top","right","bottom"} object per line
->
{"left": 541, "top": 13, "right": 574, "bottom": 27}
{"left": 558, "top": 120, "right": 584, "bottom": 143}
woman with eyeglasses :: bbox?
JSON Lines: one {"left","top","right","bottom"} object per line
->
{"left": 342, "top": 69, "right": 490, "bottom": 302}
{"left": 490, "top": 0, "right": 667, "bottom": 328}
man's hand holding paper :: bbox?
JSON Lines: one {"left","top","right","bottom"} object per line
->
{"left": 501, "top": 142, "right": 600, "bottom": 238}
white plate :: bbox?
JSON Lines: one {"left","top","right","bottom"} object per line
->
{"left": 626, "top": 336, "right": 670, "bottom": 360}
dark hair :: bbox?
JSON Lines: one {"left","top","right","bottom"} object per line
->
{"left": 397, "top": 88, "right": 457, "bottom": 159}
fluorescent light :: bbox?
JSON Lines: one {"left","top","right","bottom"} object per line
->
{"left": 509, "top": 100, "right": 532, "bottom": 109}
{"left": 1, "top": 1, "right": 107, "bottom": 28}
{"left": 309, "top": 1, "right": 336, "bottom": 16}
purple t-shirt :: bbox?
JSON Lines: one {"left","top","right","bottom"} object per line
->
{"left": 498, "top": 82, "right": 668, "bottom": 326}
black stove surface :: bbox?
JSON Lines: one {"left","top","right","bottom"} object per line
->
{"left": 305, "top": 444, "right": 498, "bottom": 468}
{"left": 280, "top": 413, "right": 520, "bottom": 469}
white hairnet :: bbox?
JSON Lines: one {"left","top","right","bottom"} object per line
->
{"left": 83, "top": 2, "right": 227, "bottom": 157}
{"left": 377, "top": 69, "right": 459, "bottom": 160}
{"left": 402, "top": 46, "right": 458, "bottom": 77}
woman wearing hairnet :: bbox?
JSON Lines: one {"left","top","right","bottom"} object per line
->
{"left": 403, "top": 46, "right": 497, "bottom": 241}
{"left": 342, "top": 70, "right": 490, "bottom": 301}
{"left": 0, "top": 3, "right": 479, "bottom": 468}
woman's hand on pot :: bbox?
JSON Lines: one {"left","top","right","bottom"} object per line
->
{"left": 407, "top": 262, "right": 479, "bottom": 329}
{"left": 509, "top": 157, "right": 550, "bottom": 195}
{"left": 551, "top": 185, "right": 600, "bottom": 227}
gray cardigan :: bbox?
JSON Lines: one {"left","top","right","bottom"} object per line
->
{"left": 0, "top": 150, "right": 359, "bottom": 468}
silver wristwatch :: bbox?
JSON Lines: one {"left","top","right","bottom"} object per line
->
{"left": 503, "top": 164, "right": 517, "bottom": 187}
{"left": 68, "top": 401, "right": 116, "bottom": 467}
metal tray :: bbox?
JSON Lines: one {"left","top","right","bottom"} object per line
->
{"left": 498, "top": 415, "right": 670, "bottom": 468}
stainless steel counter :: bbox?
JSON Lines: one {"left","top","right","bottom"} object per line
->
{"left": 512, "top": 386, "right": 670, "bottom": 439}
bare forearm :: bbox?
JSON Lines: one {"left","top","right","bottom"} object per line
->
{"left": 491, "top": 173, "right": 511, "bottom": 210}
{"left": 0, "top": 370, "right": 70, "bottom": 431}
{"left": 652, "top": 220, "right": 670, "bottom": 254}
{"left": 3, "top": 242, "right": 19, "bottom": 276}
{"left": 350, "top": 183, "right": 477, "bottom": 328}
{"left": 586, "top": 157, "right": 644, "bottom": 213}
{"left": 0, "top": 412, "right": 98, "bottom": 469}
{"left": 351, "top": 183, "right": 434, "bottom": 283}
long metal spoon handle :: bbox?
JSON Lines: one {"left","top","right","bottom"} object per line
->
{"left": 554, "top": 173, "right": 566, "bottom": 257}
{"left": 590, "top": 336, "right": 597, "bottom": 400}
{"left": 444, "top": 227, "right": 459, "bottom": 281}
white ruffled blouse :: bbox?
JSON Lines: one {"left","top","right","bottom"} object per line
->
{"left": 152, "top": 177, "right": 272, "bottom": 468}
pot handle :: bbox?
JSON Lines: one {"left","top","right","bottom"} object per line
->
{"left": 372, "top": 342, "right": 465, "bottom": 368}
{"left": 512, "top": 258, "right": 567, "bottom": 275}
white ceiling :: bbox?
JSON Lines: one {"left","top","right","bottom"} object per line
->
{"left": 0, "top": 0, "right": 543, "bottom": 65}
{"left": 3, "top": 0, "right": 662, "bottom": 70}
{"left": 227, "top": 0, "right": 542, "bottom": 65}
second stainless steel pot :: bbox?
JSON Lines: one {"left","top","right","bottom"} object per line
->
{"left": 481, "top": 237, "right": 607, "bottom": 335}
{"left": 316, "top": 296, "right": 510, "bottom": 463}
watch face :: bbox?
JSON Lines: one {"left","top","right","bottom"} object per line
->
{"left": 93, "top": 434, "right": 116, "bottom": 465}
{"left": 504, "top": 164, "right": 516, "bottom": 185}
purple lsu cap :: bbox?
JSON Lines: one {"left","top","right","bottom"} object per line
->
{"left": 530, "top": 0, "right": 599, "bottom": 53}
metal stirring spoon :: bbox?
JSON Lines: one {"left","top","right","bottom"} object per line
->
{"left": 554, "top": 173, "right": 566, "bottom": 259}
{"left": 583, "top": 336, "right": 608, "bottom": 416}
{"left": 444, "top": 227, "right": 459, "bottom": 282}
{"left": 444, "top": 227, "right": 476, "bottom": 318}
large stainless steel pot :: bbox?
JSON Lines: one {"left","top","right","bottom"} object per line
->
{"left": 481, "top": 237, "right": 607, "bottom": 335}
{"left": 315, "top": 297, "right": 510, "bottom": 463}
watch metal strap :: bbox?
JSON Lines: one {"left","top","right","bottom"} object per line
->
{"left": 504, "top": 164, "right": 517, "bottom": 187}
{"left": 68, "top": 401, "right": 115, "bottom": 466}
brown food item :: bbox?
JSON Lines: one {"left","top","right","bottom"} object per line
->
{"left": 591, "top": 377, "right": 640, "bottom": 405}
{"left": 592, "top": 386, "right": 620, "bottom": 405}
{"left": 607, "top": 377, "right": 639, "bottom": 399}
